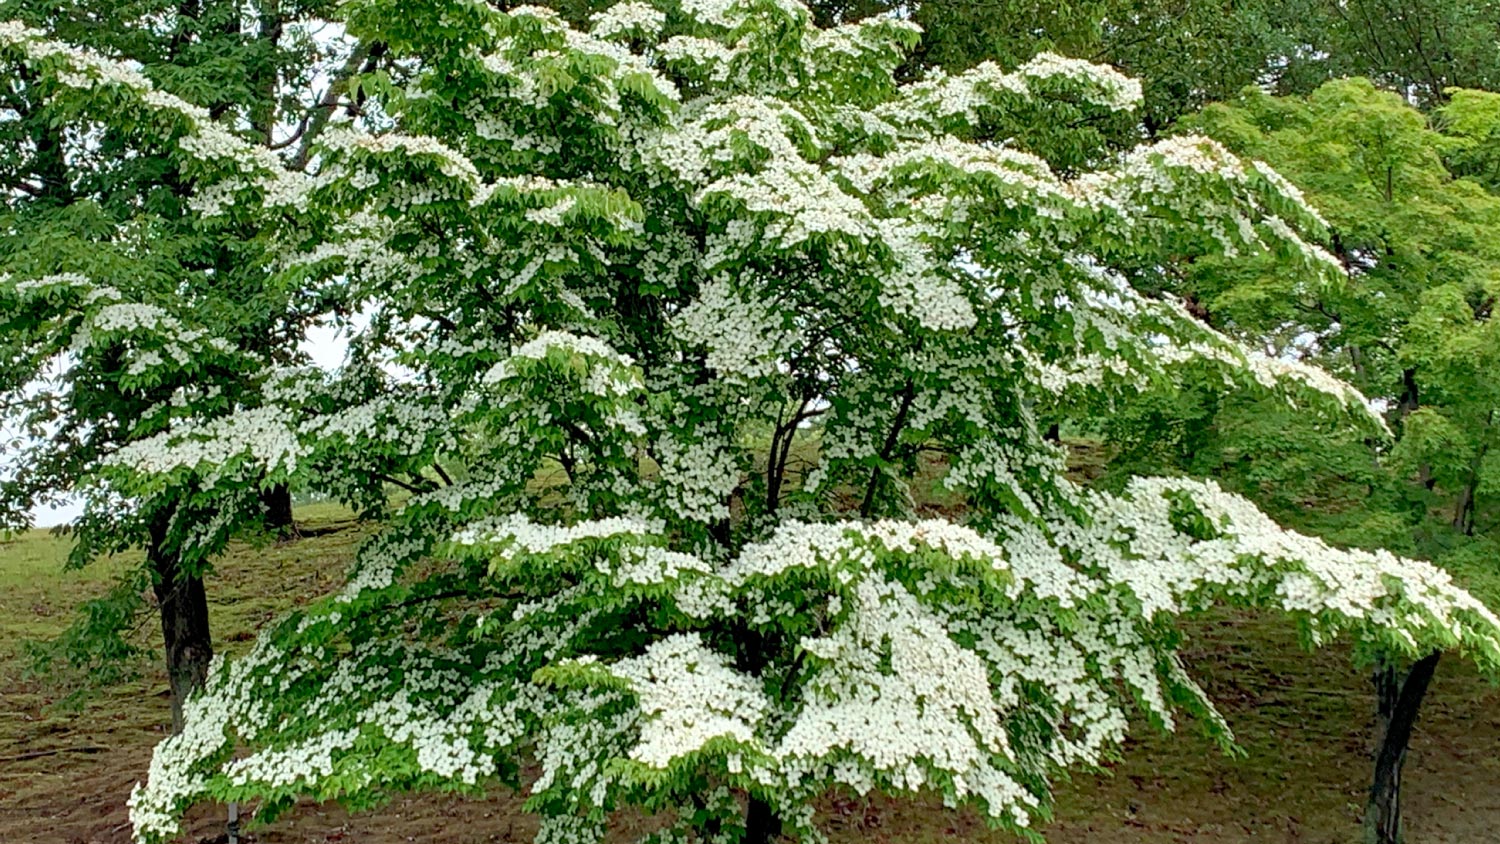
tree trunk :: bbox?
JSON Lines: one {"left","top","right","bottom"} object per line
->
{"left": 1393, "top": 368, "right": 1420, "bottom": 431}
{"left": 149, "top": 514, "right": 214, "bottom": 733}
{"left": 1453, "top": 413, "right": 1493, "bottom": 536}
{"left": 732, "top": 622, "right": 781, "bottom": 844}
{"left": 1453, "top": 480, "right": 1478, "bottom": 536}
{"left": 1364, "top": 651, "right": 1441, "bottom": 844}
{"left": 261, "top": 482, "right": 297, "bottom": 539}
{"left": 744, "top": 795, "right": 781, "bottom": 844}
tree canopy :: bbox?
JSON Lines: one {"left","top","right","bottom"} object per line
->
{"left": 1106, "top": 78, "right": 1500, "bottom": 558}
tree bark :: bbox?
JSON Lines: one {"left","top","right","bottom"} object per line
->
{"left": 732, "top": 624, "right": 781, "bottom": 844}
{"left": 149, "top": 513, "right": 214, "bottom": 734}
{"left": 743, "top": 795, "right": 781, "bottom": 844}
{"left": 1364, "top": 650, "right": 1441, "bottom": 844}
{"left": 1452, "top": 413, "right": 1493, "bottom": 536}
{"left": 1393, "top": 368, "right": 1420, "bottom": 430}
{"left": 859, "top": 381, "right": 915, "bottom": 518}
{"left": 261, "top": 482, "right": 297, "bottom": 538}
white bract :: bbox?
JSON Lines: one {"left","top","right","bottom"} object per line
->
{"left": 11, "top": 2, "right": 1493, "bottom": 843}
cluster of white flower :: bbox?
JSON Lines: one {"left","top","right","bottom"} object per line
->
{"left": 1067, "top": 135, "right": 1233, "bottom": 215}
{"left": 455, "top": 513, "right": 664, "bottom": 562}
{"left": 337, "top": 529, "right": 432, "bottom": 602}
{"left": 225, "top": 728, "right": 361, "bottom": 788}
{"left": 278, "top": 219, "right": 425, "bottom": 290}
{"left": 941, "top": 438, "right": 1043, "bottom": 517}
{"left": 524, "top": 195, "right": 578, "bottom": 226}
{"left": 590, "top": 1, "right": 666, "bottom": 39}
{"left": 605, "top": 634, "right": 771, "bottom": 768}
{"left": 536, "top": 813, "right": 607, "bottom": 844}
{"left": 986, "top": 513, "right": 1094, "bottom": 607}
{"left": 893, "top": 62, "right": 1025, "bottom": 127}
{"left": 1024, "top": 348, "right": 1136, "bottom": 393}
{"left": 651, "top": 429, "right": 740, "bottom": 522}
{"left": 4, "top": 276, "right": 197, "bottom": 390}
{"left": 950, "top": 602, "right": 1138, "bottom": 768}
{"left": 1062, "top": 477, "right": 1500, "bottom": 651}
{"left": 886, "top": 50, "right": 1139, "bottom": 134}
{"left": 701, "top": 161, "right": 874, "bottom": 249}
{"left": 1244, "top": 348, "right": 1380, "bottom": 416}
{"left": 108, "top": 406, "right": 305, "bottom": 480}
{"left": 487, "top": 331, "right": 639, "bottom": 381}
{"left": 310, "top": 395, "right": 452, "bottom": 456}
{"left": 0, "top": 21, "right": 148, "bottom": 87}
{"left": 1017, "top": 52, "right": 1142, "bottom": 111}
{"left": 726, "top": 518, "right": 1016, "bottom": 595}
{"left": 1261, "top": 215, "right": 1344, "bottom": 272}
{"left": 1141, "top": 297, "right": 1388, "bottom": 428}
{"left": 777, "top": 576, "right": 1036, "bottom": 822}
{"left": 678, "top": 0, "right": 801, "bottom": 29}
{"left": 840, "top": 137, "right": 1062, "bottom": 201}
{"left": 657, "top": 35, "right": 739, "bottom": 83}
{"left": 7, "top": 272, "right": 110, "bottom": 299}
{"left": 531, "top": 686, "right": 637, "bottom": 805}
{"left": 128, "top": 630, "right": 296, "bottom": 838}
{"left": 871, "top": 218, "right": 978, "bottom": 331}
{"left": 672, "top": 275, "right": 797, "bottom": 381}
{"left": 500, "top": 585, "right": 606, "bottom": 665}
{"left": 804, "top": 18, "right": 920, "bottom": 64}
{"left": 612, "top": 546, "right": 714, "bottom": 587}
{"left": 650, "top": 96, "right": 820, "bottom": 188}
{"left": 321, "top": 128, "right": 481, "bottom": 186}
{"left": 1250, "top": 159, "right": 1331, "bottom": 228}
{"left": 1, "top": 22, "right": 310, "bottom": 222}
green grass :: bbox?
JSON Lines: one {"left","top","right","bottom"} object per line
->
{"left": 0, "top": 528, "right": 138, "bottom": 654}
{"left": 0, "top": 504, "right": 368, "bottom": 748}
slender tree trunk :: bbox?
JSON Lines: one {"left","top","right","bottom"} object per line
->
{"left": 744, "top": 795, "right": 781, "bottom": 844}
{"left": 732, "top": 621, "right": 781, "bottom": 844}
{"left": 1364, "top": 651, "right": 1441, "bottom": 844}
{"left": 1453, "top": 413, "right": 1493, "bottom": 536}
{"left": 261, "top": 482, "right": 297, "bottom": 538}
{"left": 1393, "top": 368, "right": 1420, "bottom": 430}
{"left": 148, "top": 513, "right": 213, "bottom": 733}
{"left": 1453, "top": 481, "right": 1478, "bottom": 536}
{"left": 859, "top": 381, "right": 915, "bottom": 518}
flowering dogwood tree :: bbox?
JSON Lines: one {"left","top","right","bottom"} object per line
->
{"left": 16, "top": 0, "right": 1495, "bottom": 841}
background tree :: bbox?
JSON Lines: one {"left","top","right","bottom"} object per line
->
{"left": 798, "top": 0, "right": 1500, "bottom": 134}
{"left": 0, "top": 0, "right": 366, "bottom": 726}
{"left": 1310, "top": 0, "right": 1500, "bottom": 105}
{"left": 1101, "top": 77, "right": 1500, "bottom": 842}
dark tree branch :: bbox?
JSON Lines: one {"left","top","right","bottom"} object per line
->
{"left": 374, "top": 472, "right": 429, "bottom": 495}
{"left": 860, "top": 380, "right": 916, "bottom": 518}
{"left": 290, "top": 41, "right": 385, "bottom": 172}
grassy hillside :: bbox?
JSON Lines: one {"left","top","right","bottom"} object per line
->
{"left": 2, "top": 503, "right": 1498, "bottom": 844}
